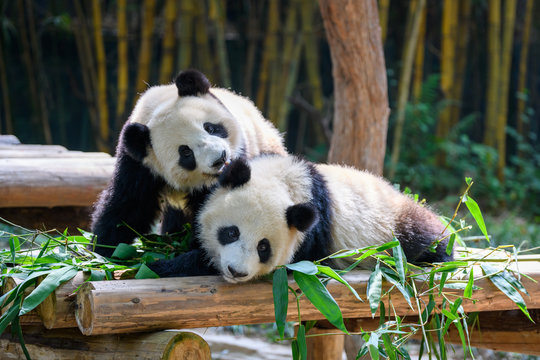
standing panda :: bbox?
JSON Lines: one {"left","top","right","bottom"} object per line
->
{"left": 150, "top": 154, "right": 453, "bottom": 281}
{"left": 91, "top": 70, "right": 286, "bottom": 257}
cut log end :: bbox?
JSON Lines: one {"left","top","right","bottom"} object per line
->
{"left": 75, "top": 282, "right": 96, "bottom": 335}
{"left": 164, "top": 332, "right": 211, "bottom": 360}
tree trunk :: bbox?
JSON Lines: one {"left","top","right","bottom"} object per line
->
{"left": 92, "top": 0, "right": 109, "bottom": 152}
{"left": 209, "top": 0, "right": 230, "bottom": 87}
{"left": 319, "top": 0, "right": 389, "bottom": 175}
{"left": 116, "top": 0, "right": 128, "bottom": 131}
{"left": 135, "top": 0, "right": 156, "bottom": 94}
{"left": 484, "top": 0, "right": 501, "bottom": 148}
{"left": 177, "top": 0, "right": 195, "bottom": 70}
{"left": 412, "top": 4, "right": 426, "bottom": 101}
{"left": 0, "top": 33, "right": 13, "bottom": 134}
{"left": 158, "top": 0, "right": 176, "bottom": 85}
{"left": 388, "top": 0, "right": 426, "bottom": 178}
{"left": 378, "top": 0, "right": 390, "bottom": 43}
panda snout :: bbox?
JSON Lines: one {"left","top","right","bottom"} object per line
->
{"left": 211, "top": 150, "right": 227, "bottom": 169}
{"left": 227, "top": 265, "right": 248, "bottom": 278}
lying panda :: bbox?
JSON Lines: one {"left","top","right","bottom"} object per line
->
{"left": 91, "top": 70, "right": 286, "bottom": 257}
{"left": 149, "top": 154, "right": 453, "bottom": 281}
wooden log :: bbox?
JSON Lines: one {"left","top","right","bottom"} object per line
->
{"left": 0, "top": 206, "right": 93, "bottom": 231}
{"left": 0, "top": 144, "right": 67, "bottom": 151}
{"left": 1, "top": 276, "right": 42, "bottom": 325}
{"left": 303, "top": 325, "right": 345, "bottom": 360}
{"left": 0, "top": 135, "right": 21, "bottom": 144}
{"left": 75, "top": 266, "right": 540, "bottom": 335}
{"left": 0, "top": 157, "right": 114, "bottom": 207}
{"left": 0, "top": 326, "right": 211, "bottom": 360}
{"left": 0, "top": 149, "right": 111, "bottom": 159}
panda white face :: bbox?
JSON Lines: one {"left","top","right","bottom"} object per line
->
{"left": 197, "top": 156, "right": 317, "bottom": 283}
{"left": 137, "top": 90, "right": 244, "bottom": 191}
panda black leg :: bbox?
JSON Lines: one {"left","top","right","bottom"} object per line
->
{"left": 160, "top": 206, "right": 189, "bottom": 235}
{"left": 147, "top": 249, "right": 218, "bottom": 277}
{"left": 91, "top": 154, "right": 165, "bottom": 257}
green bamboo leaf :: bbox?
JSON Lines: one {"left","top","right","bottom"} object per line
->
{"left": 317, "top": 265, "right": 362, "bottom": 302}
{"left": 20, "top": 266, "right": 78, "bottom": 316}
{"left": 445, "top": 233, "right": 456, "bottom": 256}
{"left": 382, "top": 333, "right": 396, "bottom": 360}
{"left": 463, "top": 267, "right": 474, "bottom": 299}
{"left": 272, "top": 267, "right": 288, "bottom": 339}
{"left": 454, "top": 319, "right": 468, "bottom": 360}
{"left": 481, "top": 264, "right": 532, "bottom": 321}
{"left": 463, "top": 195, "right": 489, "bottom": 243}
{"left": 367, "top": 262, "right": 382, "bottom": 317}
{"left": 0, "top": 303, "right": 20, "bottom": 335}
{"left": 381, "top": 269, "right": 413, "bottom": 309}
{"left": 434, "top": 314, "right": 447, "bottom": 360}
{"left": 135, "top": 264, "right": 160, "bottom": 279}
{"left": 439, "top": 272, "right": 449, "bottom": 293}
{"left": 392, "top": 242, "right": 407, "bottom": 285}
{"left": 375, "top": 241, "right": 400, "bottom": 252}
{"left": 291, "top": 340, "right": 299, "bottom": 360}
{"left": 293, "top": 271, "right": 348, "bottom": 333}
{"left": 286, "top": 261, "right": 318, "bottom": 275}
{"left": 111, "top": 243, "right": 138, "bottom": 260}
{"left": 35, "top": 238, "right": 51, "bottom": 261}
{"left": 366, "top": 332, "right": 380, "bottom": 360}
{"left": 9, "top": 236, "right": 20, "bottom": 263}
{"left": 89, "top": 269, "right": 106, "bottom": 281}
{"left": 296, "top": 324, "right": 307, "bottom": 360}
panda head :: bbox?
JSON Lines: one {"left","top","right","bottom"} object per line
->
{"left": 197, "top": 156, "right": 320, "bottom": 283}
{"left": 120, "top": 69, "right": 245, "bottom": 191}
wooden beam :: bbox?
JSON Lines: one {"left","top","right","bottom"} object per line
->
{"left": 0, "top": 206, "right": 93, "bottom": 231}
{"left": 75, "top": 267, "right": 540, "bottom": 335}
{"left": 0, "top": 135, "right": 21, "bottom": 144}
{"left": 0, "top": 149, "right": 111, "bottom": 159}
{"left": 0, "top": 157, "right": 114, "bottom": 207}
{"left": 0, "top": 326, "right": 211, "bottom": 360}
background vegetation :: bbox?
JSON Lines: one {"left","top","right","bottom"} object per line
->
{"left": 0, "top": 0, "right": 538, "bottom": 246}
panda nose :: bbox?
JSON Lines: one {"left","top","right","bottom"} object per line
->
{"left": 212, "top": 151, "right": 227, "bottom": 169}
{"left": 228, "top": 266, "right": 248, "bottom": 278}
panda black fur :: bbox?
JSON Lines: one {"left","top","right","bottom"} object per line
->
{"left": 91, "top": 70, "right": 286, "bottom": 257}
{"left": 153, "top": 154, "right": 453, "bottom": 282}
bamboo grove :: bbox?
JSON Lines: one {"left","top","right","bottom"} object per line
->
{"left": 0, "top": 0, "right": 538, "bottom": 213}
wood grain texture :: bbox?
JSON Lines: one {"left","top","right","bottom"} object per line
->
{"left": 75, "top": 266, "right": 540, "bottom": 335}
{"left": 0, "top": 326, "right": 210, "bottom": 360}
{"left": 0, "top": 157, "right": 114, "bottom": 207}
{"left": 318, "top": 0, "right": 389, "bottom": 175}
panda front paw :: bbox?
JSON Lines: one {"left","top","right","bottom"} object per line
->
{"left": 147, "top": 249, "right": 218, "bottom": 277}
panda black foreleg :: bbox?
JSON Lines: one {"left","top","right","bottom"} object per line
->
{"left": 91, "top": 154, "right": 165, "bottom": 257}
{"left": 160, "top": 206, "right": 189, "bottom": 235}
{"left": 147, "top": 249, "right": 218, "bottom": 277}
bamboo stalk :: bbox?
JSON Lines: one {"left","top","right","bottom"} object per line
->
{"left": 516, "top": 0, "right": 533, "bottom": 157}
{"left": 92, "top": 0, "right": 109, "bottom": 152}
{"left": 388, "top": 0, "right": 426, "bottom": 179}
{"left": 135, "top": 0, "right": 157, "bottom": 95}
{"left": 76, "top": 265, "right": 540, "bottom": 335}
{"left": 159, "top": 0, "right": 177, "bottom": 84}
{"left": 116, "top": 0, "right": 129, "bottom": 131}
{"left": 256, "top": 0, "right": 280, "bottom": 114}
{"left": 209, "top": 0, "right": 230, "bottom": 87}
{"left": 242, "top": 1, "right": 262, "bottom": 97}
{"left": 193, "top": 0, "right": 213, "bottom": 77}
{"left": 496, "top": 0, "right": 517, "bottom": 182}
{"left": 412, "top": 4, "right": 426, "bottom": 101}
{"left": 378, "top": 0, "right": 390, "bottom": 43}
{"left": 0, "top": 32, "right": 13, "bottom": 134}
{"left": 177, "top": 0, "right": 195, "bottom": 70}
{"left": 483, "top": 0, "right": 501, "bottom": 148}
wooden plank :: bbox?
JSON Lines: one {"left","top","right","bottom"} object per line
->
{"left": 0, "top": 157, "right": 114, "bottom": 207}
{"left": 0, "top": 326, "right": 211, "bottom": 360}
{"left": 0, "top": 144, "right": 67, "bottom": 151}
{"left": 0, "top": 149, "right": 111, "bottom": 159}
{"left": 0, "top": 206, "right": 93, "bottom": 231}
{"left": 75, "top": 265, "right": 540, "bottom": 335}
{"left": 0, "top": 135, "right": 21, "bottom": 144}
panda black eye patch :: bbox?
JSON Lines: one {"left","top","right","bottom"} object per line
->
{"left": 178, "top": 145, "right": 196, "bottom": 171}
{"left": 257, "top": 238, "right": 271, "bottom": 263}
{"left": 217, "top": 226, "right": 240, "bottom": 245}
{"left": 204, "top": 122, "right": 228, "bottom": 138}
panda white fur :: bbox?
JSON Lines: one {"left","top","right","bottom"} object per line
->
{"left": 91, "top": 70, "right": 286, "bottom": 257}
{"left": 150, "top": 154, "right": 453, "bottom": 281}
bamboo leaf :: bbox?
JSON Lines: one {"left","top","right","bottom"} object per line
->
{"left": 296, "top": 324, "right": 307, "bottom": 360}
{"left": 439, "top": 272, "right": 449, "bottom": 293}
{"left": 445, "top": 233, "right": 456, "bottom": 256}
{"left": 0, "top": 302, "right": 20, "bottom": 335}
{"left": 382, "top": 333, "right": 396, "bottom": 360}
{"left": 366, "top": 332, "right": 380, "bottom": 360}
{"left": 464, "top": 267, "right": 474, "bottom": 299}
{"left": 273, "top": 267, "right": 288, "bottom": 339}
{"left": 291, "top": 340, "right": 299, "bottom": 360}
{"left": 286, "top": 261, "right": 318, "bottom": 275}
{"left": 376, "top": 241, "right": 400, "bottom": 252}
{"left": 381, "top": 269, "right": 413, "bottom": 309}
{"left": 367, "top": 262, "right": 382, "bottom": 317}
{"left": 481, "top": 264, "right": 532, "bottom": 321}
{"left": 135, "top": 264, "right": 159, "bottom": 279}
{"left": 9, "top": 236, "right": 20, "bottom": 263}
{"left": 463, "top": 195, "right": 489, "bottom": 242}
{"left": 317, "top": 265, "right": 362, "bottom": 301}
{"left": 111, "top": 243, "right": 138, "bottom": 260}
{"left": 392, "top": 242, "right": 407, "bottom": 285}
{"left": 20, "top": 266, "right": 78, "bottom": 316}
{"left": 293, "top": 271, "right": 348, "bottom": 333}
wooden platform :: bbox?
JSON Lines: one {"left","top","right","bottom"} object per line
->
{"left": 0, "top": 135, "right": 114, "bottom": 230}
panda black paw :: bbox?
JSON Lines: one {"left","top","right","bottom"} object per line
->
{"left": 147, "top": 249, "right": 218, "bottom": 277}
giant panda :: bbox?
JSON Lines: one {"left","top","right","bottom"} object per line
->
{"left": 150, "top": 154, "right": 453, "bottom": 281}
{"left": 91, "top": 70, "right": 287, "bottom": 257}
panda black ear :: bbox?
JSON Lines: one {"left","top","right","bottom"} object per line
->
{"left": 121, "top": 123, "right": 151, "bottom": 162}
{"left": 175, "top": 69, "right": 211, "bottom": 97}
{"left": 286, "top": 203, "right": 319, "bottom": 232}
{"left": 218, "top": 158, "right": 251, "bottom": 189}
